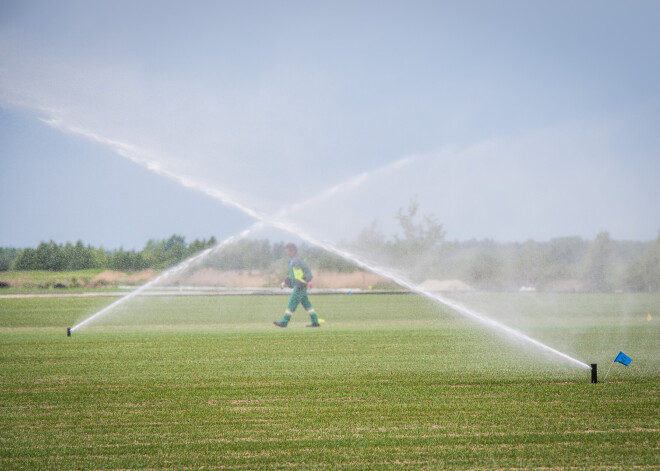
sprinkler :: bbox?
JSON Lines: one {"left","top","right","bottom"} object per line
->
{"left": 590, "top": 363, "right": 597, "bottom": 383}
{"left": 67, "top": 327, "right": 71, "bottom": 337}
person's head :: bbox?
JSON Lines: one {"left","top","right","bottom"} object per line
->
{"left": 285, "top": 243, "right": 297, "bottom": 258}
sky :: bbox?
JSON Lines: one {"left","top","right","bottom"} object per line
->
{"left": 1, "top": 0, "right": 659, "bottom": 250}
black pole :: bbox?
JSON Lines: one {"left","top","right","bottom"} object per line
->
{"left": 67, "top": 327, "right": 71, "bottom": 337}
{"left": 590, "top": 363, "right": 597, "bottom": 383}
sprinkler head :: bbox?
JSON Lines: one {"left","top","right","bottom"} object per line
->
{"left": 67, "top": 327, "right": 71, "bottom": 337}
{"left": 590, "top": 363, "right": 597, "bottom": 383}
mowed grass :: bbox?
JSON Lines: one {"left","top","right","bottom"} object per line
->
{"left": 1, "top": 293, "right": 658, "bottom": 469}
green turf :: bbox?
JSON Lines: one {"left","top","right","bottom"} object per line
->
{"left": 1, "top": 293, "right": 658, "bottom": 469}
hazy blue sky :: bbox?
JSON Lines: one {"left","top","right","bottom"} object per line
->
{"left": 1, "top": 0, "right": 659, "bottom": 249}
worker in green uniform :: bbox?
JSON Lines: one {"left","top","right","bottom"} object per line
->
{"left": 273, "top": 243, "right": 321, "bottom": 328}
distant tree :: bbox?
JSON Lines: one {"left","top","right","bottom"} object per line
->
{"left": 41, "top": 241, "right": 67, "bottom": 270}
{"left": 393, "top": 198, "right": 445, "bottom": 253}
{"left": 582, "top": 231, "right": 614, "bottom": 291}
{"left": 544, "top": 237, "right": 588, "bottom": 281}
{"left": 11, "top": 240, "right": 106, "bottom": 271}
{"left": 186, "top": 237, "right": 217, "bottom": 258}
{"left": 109, "top": 249, "right": 148, "bottom": 271}
{"left": 625, "top": 232, "right": 660, "bottom": 292}
{"left": 140, "top": 234, "right": 196, "bottom": 269}
{"left": 0, "top": 248, "right": 19, "bottom": 271}
{"left": 93, "top": 247, "right": 110, "bottom": 269}
{"left": 209, "top": 239, "right": 277, "bottom": 271}
{"left": 63, "top": 240, "right": 97, "bottom": 270}
{"left": 469, "top": 252, "right": 503, "bottom": 290}
{"left": 303, "top": 245, "right": 359, "bottom": 273}
{"left": 142, "top": 238, "right": 166, "bottom": 268}
{"left": 271, "top": 241, "right": 286, "bottom": 259}
{"left": 389, "top": 198, "right": 446, "bottom": 280}
{"left": 12, "top": 248, "right": 38, "bottom": 270}
{"left": 164, "top": 235, "right": 186, "bottom": 265}
{"left": 511, "top": 240, "right": 546, "bottom": 287}
{"left": 353, "top": 220, "right": 387, "bottom": 261}
{"left": 12, "top": 241, "right": 66, "bottom": 271}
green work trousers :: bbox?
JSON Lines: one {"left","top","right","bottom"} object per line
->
{"left": 287, "top": 285, "right": 312, "bottom": 312}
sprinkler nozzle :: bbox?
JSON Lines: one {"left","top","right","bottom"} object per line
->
{"left": 67, "top": 327, "right": 71, "bottom": 337}
{"left": 590, "top": 363, "right": 597, "bottom": 383}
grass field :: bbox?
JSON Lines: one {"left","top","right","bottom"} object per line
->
{"left": 1, "top": 293, "right": 658, "bottom": 469}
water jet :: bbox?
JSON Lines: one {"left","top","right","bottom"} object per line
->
{"left": 50, "top": 118, "right": 591, "bottom": 372}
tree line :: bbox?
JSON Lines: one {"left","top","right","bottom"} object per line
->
{"left": 0, "top": 236, "right": 356, "bottom": 275}
{"left": 1, "top": 201, "right": 658, "bottom": 292}
{"left": 0, "top": 235, "right": 217, "bottom": 272}
{"left": 347, "top": 201, "right": 660, "bottom": 292}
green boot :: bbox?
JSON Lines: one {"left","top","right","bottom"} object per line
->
{"left": 273, "top": 314, "right": 291, "bottom": 328}
{"left": 307, "top": 312, "right": 321, "bottom": 327}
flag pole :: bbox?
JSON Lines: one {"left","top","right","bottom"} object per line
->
{"left": 602, "top": 360, "right": 616, "bottom": 382}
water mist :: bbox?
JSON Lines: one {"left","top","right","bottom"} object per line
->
{"left": 60, "top": 118, "right": 592, "bottom": 373}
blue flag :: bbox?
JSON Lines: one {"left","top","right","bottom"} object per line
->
{"left": 614, "top": 351, "right": 632, "bottom": 366}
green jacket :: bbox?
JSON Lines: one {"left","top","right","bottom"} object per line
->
{"left": 288, "top": 256, "right": 313, "bottom": 288}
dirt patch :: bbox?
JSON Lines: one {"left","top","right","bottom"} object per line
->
{"left": 3, "top": 269, "right": 463, "bottom": 292}
{"left": 153, "top": 268, "right": 392, "bottom": 289}
{"left": 172, "top": 269, "right": 277, "bottom": 288}
{"left": 91, "top": 270, "right": 477, "bottom": 290}
{"left": 92, "top": 269, "right": 157, "bottom": 286}
{"left": 313, "top": 271, "right": 392, "bottom": 289}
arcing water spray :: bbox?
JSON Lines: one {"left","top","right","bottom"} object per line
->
{"left": 57, "top": 117, "right": 592, "bottom": 374}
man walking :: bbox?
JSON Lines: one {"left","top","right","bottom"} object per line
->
{"left": 274, "top": 243, "right": 321, "bottom": 328}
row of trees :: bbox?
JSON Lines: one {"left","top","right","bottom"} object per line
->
{"left": 204, "top": 239, "right": 359, "bottom": 273}
{"left": 347, "top": 202, "right": 660, "bottom": 292}
{"left": 0, "top": 235, "right": 365, "bottom": 275}
{"left": 2, "top": 233, "right": 658, "bottom": 292}
{"left": 2, "top": 200, "right": 658, "bottom": 292}
{"left": 2, "top": 236, "right": 218, "bottom": 272}
{"left": 407, "top": 233, "right": 659, "bottom": 292}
